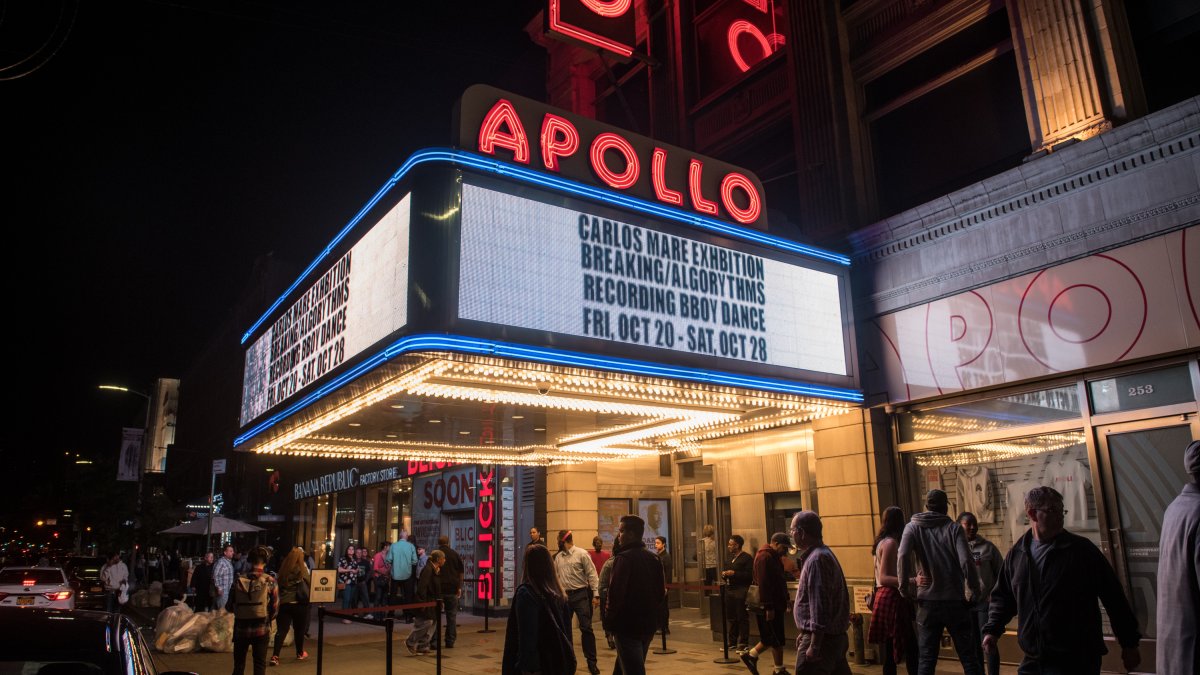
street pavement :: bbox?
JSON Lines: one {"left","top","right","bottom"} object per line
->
{"left": 136, "top": 604, "right": 1017, "bottom": 675}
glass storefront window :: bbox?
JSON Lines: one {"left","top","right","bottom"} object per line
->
{"left": 897, "top": 384, "right": 1081, "bottom": 443}
{"left": 904, "top": 430, "right": 1097, "bottom": 551}
{"left": 766, "top": 492, "right": 804, "bottom": 540}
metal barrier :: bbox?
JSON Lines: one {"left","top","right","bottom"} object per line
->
{"left": 657, "top": 582, "right": 725, "bottom": 657}
{"left": 316, "top": 600, "right": 443, "bottom": 675}
{"left": 461, "top": 577, "right": 495, "bottom": 633}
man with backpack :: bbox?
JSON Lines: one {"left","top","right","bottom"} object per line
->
{"left": 230, "top": 546, "right": 279, "bottom": 675}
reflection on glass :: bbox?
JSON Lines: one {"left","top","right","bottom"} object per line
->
{"left": 898, "top": 385, "right": 1080, "bottom": 442}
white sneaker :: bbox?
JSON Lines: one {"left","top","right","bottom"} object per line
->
{"left": 364, "top": 614, "right": 374, "bottom": 620}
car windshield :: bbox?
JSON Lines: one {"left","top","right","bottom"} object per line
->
{"left": 0, "top": 570, "right": 64, "bottom": 585}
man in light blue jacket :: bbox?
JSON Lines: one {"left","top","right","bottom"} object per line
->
{"left": 386, "top": 530, "right": 418, "bottom": 622}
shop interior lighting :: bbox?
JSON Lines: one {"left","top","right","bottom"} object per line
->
{"left": 912, "top": 432, "right": 1086, "bottom": 467}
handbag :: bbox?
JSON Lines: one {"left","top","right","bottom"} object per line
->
{"left": 745, "top": 583, "right": 763, "bottom": 613}
{"left": 296, "top": 575, "right": 311, "bottom": 603}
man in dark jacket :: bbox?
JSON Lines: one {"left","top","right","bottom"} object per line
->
{"left": 983, "top": 486, "right": 1140, "bottom": 674}
{"left": 721, "top": 534, "right": 754, "bottom": 653}
{"left": 898, "top": 489, "right": 981, "bottom": 675}
{"left": 605, "top": 514, "right": 666, "bottom": 675}
{"left": 405, "top": 549, "right": 444, "bottom": 656}
{"left": 436, "top": 535, "right": 465, "bottom": 649}
{"left": 191, "top": 551, "right": 215, "bottom": 612}
{"left": 742, "top": 532, "right": 792, "bottom": 675}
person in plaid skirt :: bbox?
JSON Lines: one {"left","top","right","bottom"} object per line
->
{"left": 868, "top": 507, "right": 916, "bottom": 675}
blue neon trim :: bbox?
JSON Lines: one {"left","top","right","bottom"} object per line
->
{"left": 241, "top": 148, "right": 851, "bottom": 344}
{"left": 234, "top": 333, "right": 863, "bottom": 447}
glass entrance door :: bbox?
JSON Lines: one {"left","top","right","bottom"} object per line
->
{"left": 1095, "top": 419, "right": 1197, "bottom": 640}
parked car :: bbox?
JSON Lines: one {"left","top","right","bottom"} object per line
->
{"left": 63, "top": 557, "right": 108, "bottom": 610}
{"left": 0, "top": 607, "right": 196, "bottom": 674}
{"left": 0, "top": 566, "right": 75, "bottom": 610}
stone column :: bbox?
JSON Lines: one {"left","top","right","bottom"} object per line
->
{"left": 546, "top": 463, "right": 600, "bottom": 549}
{"left": 1006, "top": 0, "right": 1143, "bottom": 151}
{"left": 812, "top": 409, "right": 897, "bottom": 582}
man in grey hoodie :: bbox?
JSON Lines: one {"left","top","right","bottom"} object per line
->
{"left": 898, "top": 489, "right": 981, "bottom": 675}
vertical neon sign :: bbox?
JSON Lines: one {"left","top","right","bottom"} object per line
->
{"left": 476, "top": 464, "right": 496, "bottom": 601}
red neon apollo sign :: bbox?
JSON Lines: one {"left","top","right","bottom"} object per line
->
{"left": 545, "top": 0, "right": 637, "bottom": 59}
{"left": 458, "top": 86, "right": 768, "bottom": 229}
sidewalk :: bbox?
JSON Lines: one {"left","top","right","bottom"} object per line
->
{"left": 147, "top": 605, "right": 998, "bottom": 675}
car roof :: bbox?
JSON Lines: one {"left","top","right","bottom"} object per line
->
{"left": 0, "top": 607, "right": 123, "bottom": 655}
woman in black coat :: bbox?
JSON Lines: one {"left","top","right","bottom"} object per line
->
{"left": 502, "top": 545, "right": 576, "bottom": 675}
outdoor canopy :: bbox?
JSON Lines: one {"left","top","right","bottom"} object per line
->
{"left": 159, "top": 515, "right": 264, "bottom": 534}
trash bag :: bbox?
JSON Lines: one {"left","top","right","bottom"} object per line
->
{"left": 131, "top": 590, "right": 151, "bottom": 608}
{"left": 148, "top": 581, "right": 164, "bottom": 608}
{"left": 117, "top": 581, "right": 129, "bottom": 606}
{"left": 268, "top": 620, "right": 294, "bottom": 648}
{"left": 154, "top": 601, "right": 193, "bottom": 651}
{"left": 200, "top": 610, "right": 235, "bottom": 653}
{"left": 168, "top": 637, "right": 197, "bottom": 653}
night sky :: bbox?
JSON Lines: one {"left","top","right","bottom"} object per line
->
{"left": 6, "top": 0, "right": 544, "bottom": 529}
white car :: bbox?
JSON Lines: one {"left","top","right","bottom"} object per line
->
{"left": 0, "top": 566, "right": 75, "bottom": 610}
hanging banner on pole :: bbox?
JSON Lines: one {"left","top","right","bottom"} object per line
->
{"left": 117, "top": 428, "right": 144, "bottom": 482}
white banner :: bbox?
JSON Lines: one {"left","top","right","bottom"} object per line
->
{"left": 117, "top": 428, "right": 144, "bottom": 482}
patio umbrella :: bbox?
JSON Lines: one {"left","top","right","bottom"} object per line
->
{"left": 159, "top": 515, "right": 264, "bottom": 534}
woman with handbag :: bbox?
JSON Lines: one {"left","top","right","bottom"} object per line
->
{"left": 502, "top": 544, "right": 577, "bottom": 675}
{"left": 867, "top": 506, "right": 917, "bottom": 675}
{"left": 270, "top": 547, "right": 311, "bottom": 665}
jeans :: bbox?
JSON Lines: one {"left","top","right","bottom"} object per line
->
{"left": 795, "top": 632, "right": 852, "bottom": 675}
{"left": 915, "top": 601, "right": 981, "bottom": 675}
{"left": 440, "top": 594, "right": 458, "bottom": 646}
{"left": 1017, "top": 653, "right": 1101, "bottom": 675}
{"left": 354, "top": 579, "right": 371, "bottom": 610}
{"left": 340, "top": 583, "right": 357, "bottom": 610}
{"left": 971, "top": 607, "right": 1000, "bottom": 675}
{"left": 371, "top": 576, "right": 389, "bottom": 606}
{"left": 232, "top": 636, "right": 269, "bottom": 675}
{"left": 407, "top": 615, "right": 434, "bottom": 651}
{"left": 612, "top": 631, "right": 654, "bottom": 675}
{"left": 105, "top": 590, "right": 119, "bottom": 614}
{"left": 273, "top": 602, "right": 308, "bottom": 657}
{"left": 566, "top": 587, "right": 599, "bottom": 667}
{"left": 725, "top": 587, "right": 750, "bottom": 648}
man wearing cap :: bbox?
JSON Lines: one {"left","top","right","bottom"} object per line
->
{"left": 1155, "top": 440, "right": 1199, "bottom": 675}
{"left": 790, "top": 511, "right": 851, "bottom": 675}
{"left": 983, "top": 485, "right": 1140, "bottom": 674}
{"left": 898, "top": 489, "right": 981, "bottom": 675}
{"left": 554, "top": 530, "right": 601, "bottom": 675}
{"left": 741, "top": 532, "right": 794, "bottom": 675}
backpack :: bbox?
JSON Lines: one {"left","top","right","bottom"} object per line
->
{"left": 232, "top": 574, "right": 270, "bottom": 620}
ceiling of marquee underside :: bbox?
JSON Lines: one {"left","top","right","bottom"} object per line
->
{"left": 238, "top": 352, "right": 857, "bottom": 465}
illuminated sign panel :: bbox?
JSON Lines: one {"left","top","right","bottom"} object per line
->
{"left": 456, "top": 85, "right": 768, "bottom": 229}
{"left": 458, "top": 181, "right": 848, "bottom": 376}
{"left": 240, "top": 195, "right": 411, "bottom": 426}
{"left": 694, "top": 0, "right": 787, "bottom": 100}
{"left": 545, "top": 0, "right": 637, "bottom": 59}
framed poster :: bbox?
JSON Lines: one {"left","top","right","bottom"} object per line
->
{"left": 638, "top": 499, "right": 670, "bottom": 548}
{"left": 598, "top": 498, "right": 631, "bottom": 550}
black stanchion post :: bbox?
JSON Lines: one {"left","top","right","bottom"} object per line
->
{"left": 714, "top": 584, "right": 738, "bottom": 664}
{"left": 478, "top": 578, "right": 495, "bottom": 634}
{"left": 385, "top": 616, "right": 393, "bottom": 675}
{"left": 316, "top": 606, "right": 325, "bottom": 675}
{"left": 652, "top": 586, "right": 677, "bottom": 655}
{"left": 435, "top": 599, "right": 444, "bottom": 675}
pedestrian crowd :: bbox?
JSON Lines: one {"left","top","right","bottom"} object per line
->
{"left": 91, "top": 440, "right": 1199, "bottom": 675}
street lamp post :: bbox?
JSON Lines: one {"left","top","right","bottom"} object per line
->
{"left": 99, "top": 384, "right": 151, "bottom": 589}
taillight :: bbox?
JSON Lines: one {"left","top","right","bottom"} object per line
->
{"left": 44, "top": 591, "right": 72, "bottom": 601}
{"left": 22, "top": 579, "right": 35, "bottom": 587}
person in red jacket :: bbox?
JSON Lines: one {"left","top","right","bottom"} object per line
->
{"left": 742, "top": 532, "right": 793, "bottom": 675}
